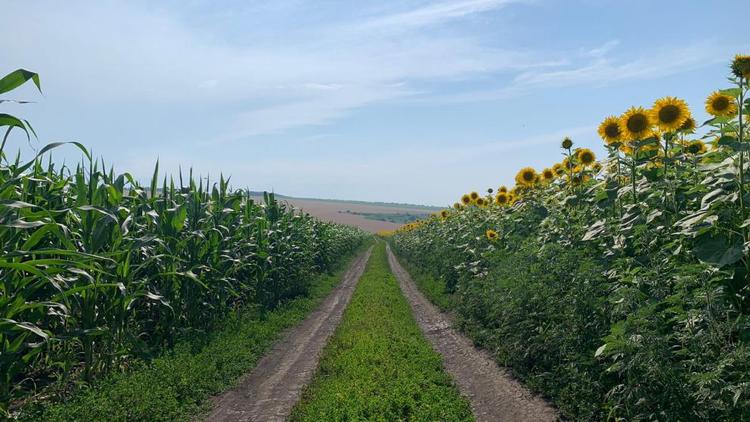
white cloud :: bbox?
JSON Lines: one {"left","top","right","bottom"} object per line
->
{"left": 0, "top": 0, "right": 546, "bottom": 141}
{"left": 358, "top": 0, "right": 525, "bottom": 30}
{"left": 426, "top": 40, "right": 732, "bottom": 103}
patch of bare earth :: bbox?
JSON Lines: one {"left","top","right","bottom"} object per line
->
{"left": 253, "top": 196, "right": 435, "bottom": 233}
{"left": 205, "top": 247, "right": 372, "bottom": 422}
{"left": 387, "top": 245, "right": 558, "bottom": 422}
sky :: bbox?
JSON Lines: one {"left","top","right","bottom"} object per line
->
{"left": 2, "top": 0, "right": 749, "bottom": 206}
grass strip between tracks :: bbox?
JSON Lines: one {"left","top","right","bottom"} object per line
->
{"left": 290, "top": 242, "right": 473, "bottom": 421}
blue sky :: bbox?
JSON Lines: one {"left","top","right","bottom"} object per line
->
{"left": 2, "top": 0, "right": 748, "bottom": 206}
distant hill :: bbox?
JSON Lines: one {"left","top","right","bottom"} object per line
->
{"left": 247, "top": 192, "right": 442, "bottom": 211}
{"left": 247, "top": 192, "right": 440, "bottom": 233}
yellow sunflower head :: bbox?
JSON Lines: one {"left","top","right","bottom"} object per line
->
{"left": 705, "top": 91, "right": 738, "bottom": 118}
{"left": 686, "top": 140, "right": 707, "bottom": 155}
{"left": 679, "top": 117, "right": 697, "bottom": 133}
{"left": 461, "top": 194, "right": 472, "bottom": 205}
{"left": 561, "top": 137, "right": 574, "bottom": 149}
{"left": 542, "top": 168, "right": 555, "bottom": 181}
{"left": 651, "top": 96, "right": 690, "bottom": 132}
{"left": 469, "top": 191, "right": 480, "bottom": 201}
{"left": 598, "top": 116, "right": 623, "bottom": 145}
{"left": 515, "top": 167, "right": 537, "bottom": 187}
{"left": 440, "top": 209, "right": 449, "bottom": 219}
{"left": 562, "top": 157, "right": 574, "bottom": 170}
{"left": 592, "top": 162, "right": 603, "bottom": 174}
{"left": 731, "top": 54, "right": 750, "bottom": 79}
{"left": 485, "top": 229, "right": 498, "bottom": 241}
{"left": 494, "top": 192, "right": 509, "bottom": 206}
{"left": 498, "top": 185, "right": 508, "bottom": 193}
{"left": 577, "top": 148, "right": 596, "bottom": 166}
{"left": 552, "top": 162, "right": 565, "bottom": 176}
{"left": 453, "top": 202, "right": 461, "bottom": 210}
{"left": 476, "top": 197, "right": 486, "bottom": 207}
{"left": 621, "top": 106, "right": 652, "bottom": 139}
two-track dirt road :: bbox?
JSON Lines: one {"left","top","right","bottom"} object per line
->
{"left": 386, "top": 245, "right": 558, "bottom": 422}
{"left": 206, "top": 244, "right": 556, "bottom": 422}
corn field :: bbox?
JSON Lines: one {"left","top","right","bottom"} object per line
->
{"left": 392, "top": 55, "right": 750, "bottom": 419}
{"left": 0, "top": 69, "right": 368, "bottom": 415}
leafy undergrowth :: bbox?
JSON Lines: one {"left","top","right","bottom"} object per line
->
{"left": 18, "top": 245, "right": 371, "bottom": 422}
{"left": 397, "top": 258, "right": 457, "bottom": 312}
{"left": 290, "top": 242, "right": 473, "bottom": 422}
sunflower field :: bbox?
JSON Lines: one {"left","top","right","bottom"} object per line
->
{"left": 0, "top": 69, "right": 369, "bottom": 416}
{"left": 392, "top": 55, "right": 750, "bottom": 420}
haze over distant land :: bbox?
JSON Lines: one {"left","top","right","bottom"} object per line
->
{"left": 2, "top": 0, "right": 747, "bottom": 205}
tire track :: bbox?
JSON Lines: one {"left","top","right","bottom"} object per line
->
{"left": 206, "top": 247, "right": 372, "bottom": 422}
{"left": 386, "top": 245, "right": 558, "bottom": 422}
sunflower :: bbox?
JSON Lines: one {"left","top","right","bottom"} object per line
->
{"left": 577, "top": 148, "right": 596, "bottom": 166}
{"left": 515, "top": 167, "right": 537, "bottom": 187}
{"left": 453, "top": 202, "right": 461, "bottom": 210}
{"left": 686, "top": 140, "right": 707, "bottom": 155}
{"left": 592, "top": 162, "right": 603, "bottom": 174}
{"left": 494, "top": 192, "right": 509, "bottom": 206}
{"left": 552, "top": 162, "right": 565, "bottom": 176}
{"left": 651, "top": 96, "right": 690, "bottom": 132}
{"left": 542, "top": 168, "right": 555, "bottom": 182}
{"left": 561, "top": 137, "right": 573, "bottom": 149}
{"left": 562, "top": 157, "right": 574, "bottom": 170}
{"left": 621, "top": 106, "right": 652, "bottom": 139}
{"left": 598, "top": 116, "right": 623, "bottom": 145}
{"left": 705, "top": 91, "right": 738, "bottom": 118}
{"left": 485, "top": 229, "right": 498, "bottom": 241}
{"left": 498, "top": 185, "right": 508, "bottom": 193}
{"left": 476, "top": 197, "right": 486, "bottom": 207}
{"left": 732, "top": 54, "right": 750, "bottom": 79}
{"left": 461, "top": 194, "right": 471, "bottom": 205}
{"left": 469, "top": 191, "right": 480, "bottom": 202}
{"left": 679, "top": 117, "right": 696, "bottom": 133}
{"left": 440, "top": 210, "right": 449, "bottom": 219}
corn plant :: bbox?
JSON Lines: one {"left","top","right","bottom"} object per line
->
{"left": 0, "top": 69, "right": 369, "bottom": 415}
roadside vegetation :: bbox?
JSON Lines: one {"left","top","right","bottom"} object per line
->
{"left": 392, "top": 55, "right": 750, "bottom": 420}
{"left": 290, "top": 242, "right": 473, "bottom": 421}
{"left": 20, "top": 247, "right": 369, "bottom": 421}
{"left": 0, "top": 69, "right": 369, "bottom": 418}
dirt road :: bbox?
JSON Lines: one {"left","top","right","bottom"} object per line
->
{"left": 206, "top": 247, "right": 372, "bottom": 422}
{"left": 386, "top": 245, "right": 558, "bottom": 422}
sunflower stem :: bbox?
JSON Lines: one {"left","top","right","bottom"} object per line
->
{"left": 663, "top": 133, "right": 671, "bottom": 225}
{"left": 631, "top": 145, "right": 638, "bottom": 204}
{"left": 738, "top": 76, "right": 746, "bottom": 237}
{"left": 613, "top": 145, "right": 624, "bottom": 218}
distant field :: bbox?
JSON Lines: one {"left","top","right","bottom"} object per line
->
{"left": 252, "top": 194, "right": 441, "bottom": 232}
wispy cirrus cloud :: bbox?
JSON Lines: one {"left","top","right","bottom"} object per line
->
{"left": 424, "top": 40, "right": 732, "bottom": 104}
{"left": 358, "top": 0, "right": 527, "bottom": 30}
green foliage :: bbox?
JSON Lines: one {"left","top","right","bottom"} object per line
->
{"left": 19, "top": 253, "right": 363, "bottom": 421}
{"left": 0, "top": 68, "right": 371, "bottom": 416}
{"left": 290, "top": 243, "right": 473, "bottom": 421}
{"left": 393, "top": 67, "right": 750, "bottom": 420}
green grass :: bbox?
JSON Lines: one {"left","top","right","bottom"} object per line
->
{"left": 290, "top": 243, "right": 473, "bottom": 422}
{"left": 397, "top": 258, "right": 455, "bottom": 311}
{"left": 19, "top": 245, "right": 371, "bottom": 422}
